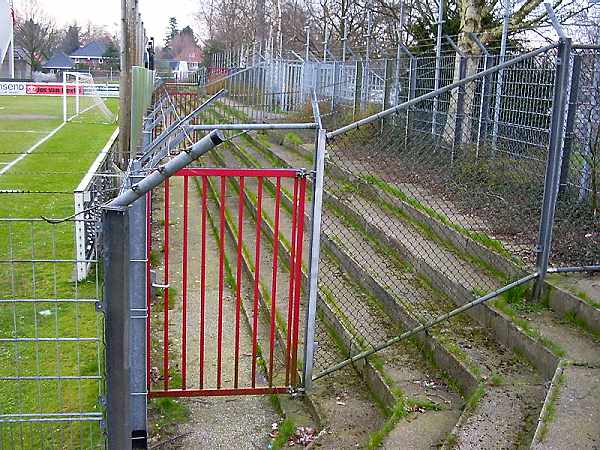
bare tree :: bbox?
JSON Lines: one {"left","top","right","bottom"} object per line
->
{"left": 14, "top": 0, "right": 58, "bottom": 76}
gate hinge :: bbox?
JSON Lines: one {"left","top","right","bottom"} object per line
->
{"left": 296, "top": 168, "right": 309, "bottom": 179}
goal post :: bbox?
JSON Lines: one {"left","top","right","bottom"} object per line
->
{"left": 63, "top": 71, "right": 117, "bottom": 124}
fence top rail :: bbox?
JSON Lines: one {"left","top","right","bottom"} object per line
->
{"left": 175, "top": 167, "right": 304, "bottom": 178}
{"left": 572, "top": 44, "right": 600, "bottom": 50}
{"left": 326, "top": 41, "right": 561, "bottom": 139}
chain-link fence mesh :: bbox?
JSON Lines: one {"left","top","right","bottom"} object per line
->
{"left": 311, "top": 43, "right": 599, "bottom": 375}
{"left": 554, "top": 47, "right": 600, "bottom": 265}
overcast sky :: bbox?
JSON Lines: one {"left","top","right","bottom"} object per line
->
{"left": 15, "top": 0, "right": 201, "bottom": 44}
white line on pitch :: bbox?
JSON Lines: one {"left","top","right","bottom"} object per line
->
{"left": 0, "top": 122, "right": 66, "bottom": 176}
{"left": 0, "top": 130, "right": 50, "bottom": 134}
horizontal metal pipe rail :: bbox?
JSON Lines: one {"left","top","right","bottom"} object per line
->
{"left": 327, "top": 42, "right": 560, "bottom": 139}
{"left": 313, "top": 271, "right": 540, "bottom": 381}
{"left": 139, "top": 89, "right": 226, "bottom": 164}
{"left": 548, "top": 265, "right": 600, "bottom": 273}
{"left": 109, "top": 130, "right": 225, "bottom": 208}
{"left": 189, "top": 123, "right": 318, "bottom": 130}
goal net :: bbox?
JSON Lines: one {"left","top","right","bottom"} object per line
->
{"left": 62, "top": 72, "right": 117, "bottom": 124}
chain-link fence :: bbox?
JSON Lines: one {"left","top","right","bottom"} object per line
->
{"left": 311, "top": 41, "right": 600, "bottom": 377}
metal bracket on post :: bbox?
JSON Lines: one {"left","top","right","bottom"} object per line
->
{"left": 103, "top": 205, "right": 131, "bottom": 450}
{"left": 534, "top": 37, "right": 573, "bottom": 299}
{"left": 303, "top": 128, "right": 326, "bottom": 391}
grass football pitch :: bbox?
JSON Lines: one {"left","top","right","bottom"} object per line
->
{"left": 0, "top": 94, "right": 119, "bottom": 448}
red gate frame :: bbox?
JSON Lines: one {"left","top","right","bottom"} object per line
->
{"left": 146, "top": 167, "right": 307, "bottom": 397}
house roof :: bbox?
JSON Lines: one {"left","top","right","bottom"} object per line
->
{"left": 71, "top": 41, "right": 107, "bottom": 58}
{"left": 43, "top": 52, "right": 74, "bottom": 69}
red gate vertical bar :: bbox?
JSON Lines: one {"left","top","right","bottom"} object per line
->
{"left": 217, "top": 176, "right": 226, "bottom": 388}
{"left": 285, "top": 178, "right": 299, "bottom": 385}
{"left": 163, "top": 178, "right": 170, "bottom": 391}
{"left": 146, "top": 192, "right": 152, "bottom": 391}
{"left": 269, "top": 177, "right": 282, "bottom": 387}
{"left": 199, "top": 176, "right": 207, "bottom": 389}
{"left": 234, "top": 177, "right": 245, "bottom": 388}
{"left": 290, "top": 176, "right": 307, "bottom": 385}
{"left": 182, "top": 175, "right": 189, "bottom": 390}
{"left": 251, "top": 177, "right": 264, "bottom": 388}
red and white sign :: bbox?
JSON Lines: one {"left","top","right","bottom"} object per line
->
{"left": 25, "top": 83, "right": 82, "bottom": 96}
{"left": 0, "top": 81, "right": 119, "bottom": 97}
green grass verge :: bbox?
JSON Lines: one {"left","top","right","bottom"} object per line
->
{"left": 148, "top": 397, "right": 190, "bottom": 437}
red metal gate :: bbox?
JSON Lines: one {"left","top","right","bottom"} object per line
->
{"left": 146, "top": 167, "right": 307, "bottom": 397}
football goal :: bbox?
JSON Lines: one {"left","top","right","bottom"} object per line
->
{"left": 62, "top": 71, "right": 117, "bottom": 124}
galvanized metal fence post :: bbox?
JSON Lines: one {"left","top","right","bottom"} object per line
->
{"left": 303, "top": 128, "right": 326, "bottom": 391}
{"left": 432, "top": 0, "right": 444, "bottom": 136}
{"left": 492, "top": 0, "right": 511, "bottom": 151}
{"left": 452, "top": 55, "right": 467, "bottom": 156}
{"left": 353, "top": 60, "right": 363, "bottom": 119}
{"left": 129, "top": 162, "right": 148, "bottom": 448}
{"left": 103, "top": 206, "right": 131, "bottom": 450}
{"left": 534, "top": 38, "right": 573, "bottom": 299}
{"left": 559, "top": 53, "right": 581, "bottom": 196}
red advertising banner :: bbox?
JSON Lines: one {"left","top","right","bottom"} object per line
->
{"left": 25, "top": 83, "right": 83, "bottom": 96}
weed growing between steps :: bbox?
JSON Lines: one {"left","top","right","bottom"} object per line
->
{"left": 270, "top": 417, "right": 297, "bottom": 449}
{"left": 362, "top": 174, "right": 515, "bottom": 261}
{"left": 562, "top": 311, "right": 600, "bottom": 343}
{"left": 490, "top": 287, "right": 566, "bottom": 357}
{"left": 148, "top": 397, "right": 190, "bottom": 439}
{"left": 536, "top": 371, "right": 565, "bottom": 441}
{"left": 364, "top": 395, "right": 442, "bottom": 449}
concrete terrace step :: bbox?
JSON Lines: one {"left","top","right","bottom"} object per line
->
{"left": 209, "top": 123, "right": 547, "bottom": 449}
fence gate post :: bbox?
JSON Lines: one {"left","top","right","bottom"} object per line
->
{"left": 303, "top": 128, "right": 326, "bottom": 391}
{"left": 534, "top": 38, "right": 573, "bottom": 299}
{"left": 353, "top": 61, "right": 363, "bottom": 119}
{"left": 129, "top": 163, "right": 148, "bottom": 448}
{"left": 103, "top": 206, "right": 131, "bottom": 449}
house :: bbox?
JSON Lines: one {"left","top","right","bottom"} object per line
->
{"left": 42, "top": 51, "right": 74, "bottom": 74}
{"left": 70, "top": 41, "right": 107, "bottom": 67}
